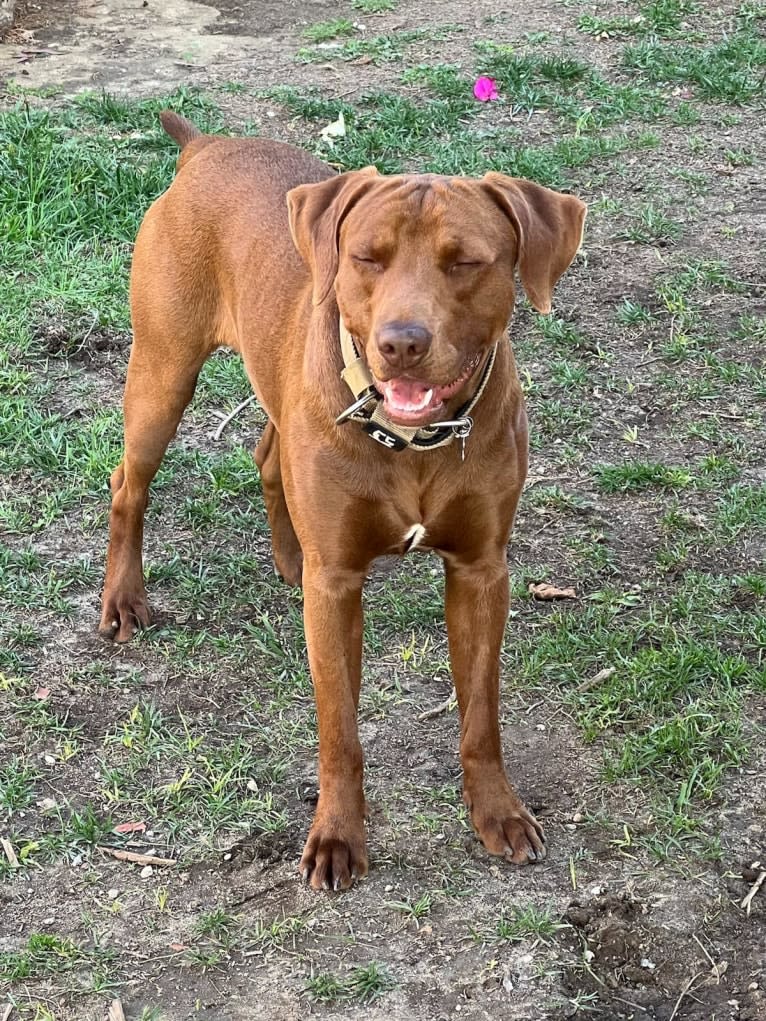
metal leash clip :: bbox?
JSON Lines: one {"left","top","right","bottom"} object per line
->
{"left": 431, "top": 416, "right": 473, "bottom": 461}
{"left": 336, "top": 389, "right": 378, "bottom": 425}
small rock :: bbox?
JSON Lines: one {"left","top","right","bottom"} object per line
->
{"left": 37, "top": 797, "right": 57, "bottom": 812}
{"left": 572, "top": 812, "right": 583, "bottom": 823}
{"left": 140, "top": 865, "right": 153, "bottom": 879}
{"left": 640, "top": 958, "right": 656, "bottom": 970}
{"left": 247, "top": 779, "right": 258, "bottom": 792}
{"left": 43, "top": 754, "right": 56, "bottom": 766}
{"left": 107, "top": 888, "right": 120, "bottom": 900}
{"left": 748, "top": 982, "right": 759, "bottom": 992}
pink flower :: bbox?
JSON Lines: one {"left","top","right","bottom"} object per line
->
{"left": 473, "top": 76, "right": 499, "bottom": 102}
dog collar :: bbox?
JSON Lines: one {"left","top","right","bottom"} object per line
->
{"left": 336, "top": 319, "right": 497, "bottom": 455}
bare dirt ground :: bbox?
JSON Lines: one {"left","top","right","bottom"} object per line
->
{"left": 1, "top": 1, "right": 765, "bottom": 1020}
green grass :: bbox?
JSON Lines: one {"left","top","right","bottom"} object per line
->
{"left": 0, "top": 758, "right": 40, "bottom": 814}
{"left": 594, "top": 462, "right": 693, "bottom": 492}
{"left": 297, "top": 28, "right": 436, "bottom": 64}
{"left": 474, "top": 904, "right": 566, "bottom": 944}
{"left": 305, "top": 962, "right": 396, "bottom": 1004}
{"left": 302, "top": 19, "right": 355, "bottom": 43}
{"left": 352, "top": 0, "right": 396, "bottom": 10}
{"left": 623, "top": 30, "right": 766, "bottom": 103}
{"left": 619, "top": 203, "right": 682, "bottom": 245}
{"left": 578, "top": 0, "right": 699, "bottom": 38}
{"left": 0, "top": 934, "right": 114, "bottom": 982}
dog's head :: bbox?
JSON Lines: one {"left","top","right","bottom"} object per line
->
{"left": 288, "top": 169, "right": 586, "bottom": 427}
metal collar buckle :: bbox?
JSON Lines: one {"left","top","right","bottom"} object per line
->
{"left": 336, "top": 389, "right": 377, "bottom": 425}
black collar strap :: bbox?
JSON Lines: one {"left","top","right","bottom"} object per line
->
{"left": 336, "top": 320, "right": 497, "bottom": 453}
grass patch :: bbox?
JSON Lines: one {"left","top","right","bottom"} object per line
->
{"left": 305, "top": 962, "right": 396, "bottom": 1004}
{"left": 0, "top": 934, "right": 114, "bottom": 983}
{"left": 474, "top": 905, "right": 566, "bottom": 944}
{"left": 623, "top": 30, "right": 766, "bottom": 103}
{"left": 302, "top": 19, "right": 355, "bottom": 43}
{"left": 594, "top": 462, "right": 693, "bottom": 492}
{"left": 352, "top": 0, "right": 396, "bottom": 10}
{"left": 297, "top": 29, "right": 438, "bottom": 64}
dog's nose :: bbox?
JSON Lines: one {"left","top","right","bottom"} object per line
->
{"left": 376, "top": 321, "right": 432, "bottom": 371}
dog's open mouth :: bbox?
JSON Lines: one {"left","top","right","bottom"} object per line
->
{"left": 373, "top": 354, "right": 482, "bottom": 426}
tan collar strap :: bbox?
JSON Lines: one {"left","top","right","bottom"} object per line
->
{"left": 336, "top": 319, "right": 497, "bottom": 454}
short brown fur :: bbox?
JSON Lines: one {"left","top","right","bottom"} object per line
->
{"left": 101, "top": 114, "right": 586, "bottom": 890}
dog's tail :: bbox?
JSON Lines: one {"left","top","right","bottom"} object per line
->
{"left": 160, "top": 110, "right": 219, "bottom": 171}
{"left": 160, "top": 110, "right": 202, "bottom": 148}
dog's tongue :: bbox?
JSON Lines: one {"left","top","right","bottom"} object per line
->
{"left": 381, "top": 378, "right": 434, "bottom": 413}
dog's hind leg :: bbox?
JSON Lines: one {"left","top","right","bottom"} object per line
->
{"left": 100, "top": 319, "right": 209, "bottom": 643}
{"left": 255, "top": 421, "right": 303, "bottom": 587}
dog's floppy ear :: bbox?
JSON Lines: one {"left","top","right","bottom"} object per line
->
{"left": 482, "top": 172, "right": 587, "bottom": 314}
{"left": 287, "top": 167, "right": 380, "bottom": 306}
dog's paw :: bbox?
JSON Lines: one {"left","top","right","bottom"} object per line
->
{"left": 299, "top": 819, "right": 368, "bottom": 892}
{"left": 99, "top": 589, "right": 150, "bottom": 644}
{"left": 467, "top": 788, "right": 546, "bottom": 865}
{"left": 274, "top": 554, "right": 303, "bottom": 589}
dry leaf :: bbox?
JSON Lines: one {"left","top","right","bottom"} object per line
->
{"left": 319, "top": 112, "right": 346, "bottom": 148}
{"left": 528, "top": 582, "right": 577, "bottom": 601}
{"left": 114, "top": 821, "right": 146, "bottom": 835}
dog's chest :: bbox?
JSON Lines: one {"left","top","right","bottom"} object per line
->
{"left": 381, "top": 482, "right": 465, "bottom": 556}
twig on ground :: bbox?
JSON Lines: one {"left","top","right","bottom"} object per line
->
{"left": 614, "top": 996, "right": 649, "bottom": 1014}
{"left": 638, "top": 354, "right": 667, "bottom": 367}
{"left": 696, "top": 410, "right": 745, "bottom": 420}
{"left": 418, "top": 688, "right": 457, "bottom": 722}
{"left": 108, "top": 1001, "right": 126, "bottom": 1021}
{"left": 668, "top": 971, "right": 705, "bottom": 1021}
{"left": 213, "top": 394, "right": 258, "bottom": 440}
{"left": 577, "top": 667, "right": 616, "bottom": 693}
{"left": 97, "top": 847, "right": 178, "bottom": 867}
{"left": 524, "top": 474, "right": 571, "bottom": 488}
{"left": 692, "top": 933, "right": 726, "bottom": 981}
{"left": 741, "top": 869, "right": 766, "bottom": 914}
{"left": 1, "top": 838, "right": 19, "bottom": 868}
{"left": 73, "top": 311, "right": 99, "bottom": 354}
{"left": 2, "top": 1002, "right": 13, "bottom": 1021}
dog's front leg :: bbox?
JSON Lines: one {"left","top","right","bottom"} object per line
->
{"left": 445, "top": 552, "right": 546, "bottom": 865}
{"left": 299, "top": 553, "right": 368, "bottom": 891}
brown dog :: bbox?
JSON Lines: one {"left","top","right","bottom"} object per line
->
{"left": 100, "top": 111, "right": 586, "bottom": 890}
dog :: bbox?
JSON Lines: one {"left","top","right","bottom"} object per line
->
{"left": 100, "top": 111, "right": 586, "bottom": 890}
